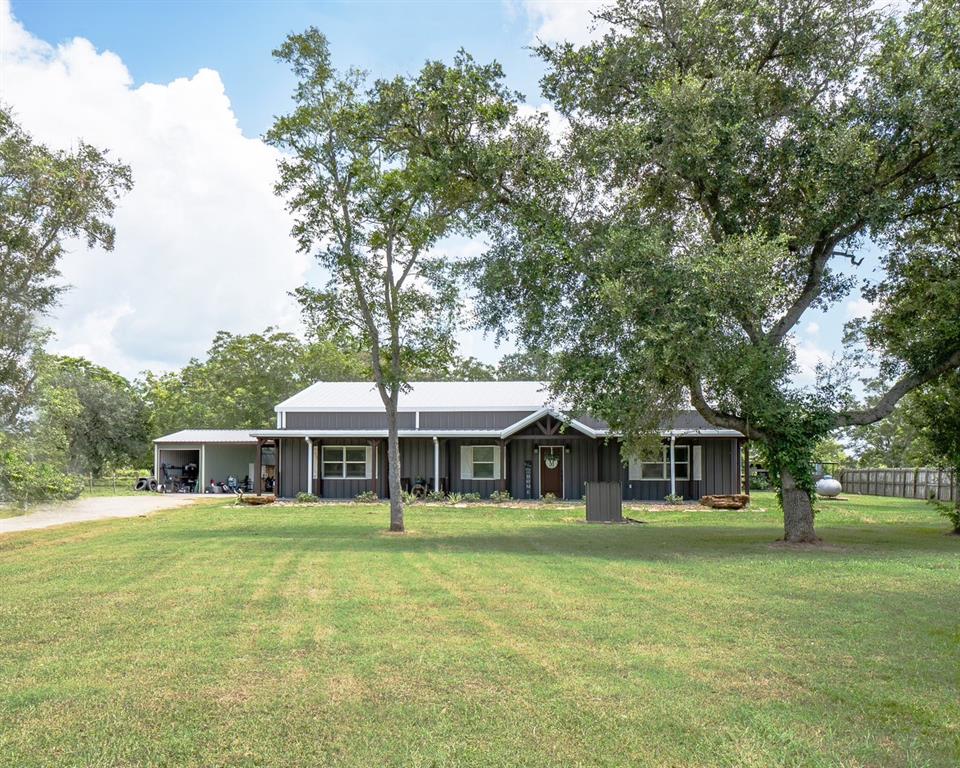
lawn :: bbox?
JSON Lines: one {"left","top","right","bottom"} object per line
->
{"left": 0, "top": 492, "right": 957, "bottom": 767}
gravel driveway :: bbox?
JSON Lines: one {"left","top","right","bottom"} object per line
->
{"left": 0, "top": 494, "right": 202, "bottom": 535}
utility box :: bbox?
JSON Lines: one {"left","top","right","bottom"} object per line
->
{"left": 585, "top": 481, "right": 623, "bottom": 523}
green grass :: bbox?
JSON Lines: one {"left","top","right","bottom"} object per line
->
{"left": 0, "top": 492, "right": 957, "bottom": 767}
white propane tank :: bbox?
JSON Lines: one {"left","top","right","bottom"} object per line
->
{"left": 815, "top": 475, "right": 842, "bottom": 497}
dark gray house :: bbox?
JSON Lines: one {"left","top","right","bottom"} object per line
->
{"left": 239, "top": 381, "right": 744, "bottom": 502}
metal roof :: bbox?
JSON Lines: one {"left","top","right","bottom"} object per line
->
{"left": 154, "top": 429, "right": 257, "bottom": 445}
{"left": 275, "top": 380, "right": 559, "bottom": 412}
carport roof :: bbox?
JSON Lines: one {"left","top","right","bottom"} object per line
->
{"left": 154, "top": 429, "right": 256, "bottom": 445}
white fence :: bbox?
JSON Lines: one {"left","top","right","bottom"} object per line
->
{"left": 840, "top": 467, "right": 956, "bottom": 502}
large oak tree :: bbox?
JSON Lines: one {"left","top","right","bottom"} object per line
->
{"left": 466, "top": 0, "right": 960, "bottom": 541}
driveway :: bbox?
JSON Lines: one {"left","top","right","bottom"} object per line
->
{"left": 0, "top": 494, "right": 202, "bottom": 535}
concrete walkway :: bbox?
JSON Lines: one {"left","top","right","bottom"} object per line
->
{"left": 0, "top": 494, "right": 202, "bottom": 535}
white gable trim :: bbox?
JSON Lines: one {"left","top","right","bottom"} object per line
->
{"left": 499, "top": 408, "right": 600, "bottom": 439}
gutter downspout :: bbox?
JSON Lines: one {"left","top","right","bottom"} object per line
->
{"left": 669, "top": 434, "right": 676, "bottom": 498}
{"left": 305, "top": 437, "right": 313, "bottom": 495}
{"left": 433, "top": 436, "right": 440, "bottom": 493}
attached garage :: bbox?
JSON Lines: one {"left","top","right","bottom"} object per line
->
{"left": 153, "top": 430, "right": 257, "bottom": 493}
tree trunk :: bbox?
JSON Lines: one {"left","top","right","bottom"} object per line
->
{"left": 386, "top": 409, "right": 404, "bottom": 532}
{"left": 780, "top": 467, "right": 819, "bottom": 543}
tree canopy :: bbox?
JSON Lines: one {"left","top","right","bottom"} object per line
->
{"left": 0, "top": 106, "right": 131, "bottom": 431}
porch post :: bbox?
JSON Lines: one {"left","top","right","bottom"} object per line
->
{"left": 153, "top": 443, "right": 159, "bottom": 481}
{"left": 305, "top": 437, "right": 313, "bottom": 494}
{"left": 499, "top": 438, "right": 507, "bottom": 493}
{"left": 200, "top": 444, "right": 206, "bottom": 494}
{"left": 669, "top": 435, "right": 676, "bottom": 497}
{"left": 433, "top": 436, "right": 440, "bottom": 493}
{"left": 255, "top": 438, "right": 263, "bottom": 496}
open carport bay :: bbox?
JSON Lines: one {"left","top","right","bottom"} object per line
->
{"left": 153, "top": 430, "right": 257, "bottom": 493}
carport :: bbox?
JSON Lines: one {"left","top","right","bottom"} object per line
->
{"left": 153, "top": 430, "right": 257, "bottom": 493}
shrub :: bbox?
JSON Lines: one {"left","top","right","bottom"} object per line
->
{"left": 462, "top": 492, "right": 482, "bottom": 502}
{"left": 489, "top": 489, "right": 512, "bottom": 503}
{"left": 354, "top": 491, "right": 378, "bottom": 503}
{"left": 295, "top": 491, "right": 320, "bottom": 503}
{"left": 929, "top": 497, "right": 960, "bottom": 535}
{"left": 664, "top": 493, "right": 684, "bottom": 505}
{"left": 446, "top": 492, "right": 464, "bottom": 504}
{"left": 0, "top": 444, "right": 84, "bottom": 508}
{"left": 541, "top": 492, "right": 558, "bottom": 503}
{"left": 401, "top": 491, "right": 419, "bottom": 505}
{"left": 426, "top": 490, "right": 447, "bottom": 502}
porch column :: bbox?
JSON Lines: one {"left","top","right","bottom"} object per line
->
{"left": 669, "top": 435, "right": 676, "bottom": 497}
{"left": 499, "top": 438, "right": 507, "bottom": 493}
{"left": 153, "top": 443, "right": 159, "bottom": 481}
{"left": 254, "top": 438, "right": 263, "bottom": 496}
{"left": 200, "top": 444, "right": 206, "bottom": 494}
{"left": 305, "top": 437, "right": 313, "bottom": 494}
{"left": 433, "top": 436, "right": 440, "bottom": 493}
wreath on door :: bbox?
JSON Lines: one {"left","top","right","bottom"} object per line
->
{"left": 544, "top": 454, "right": 559, "bottom": 470}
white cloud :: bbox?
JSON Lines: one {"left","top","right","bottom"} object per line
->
{"left": 804, "top": 321, "right": 820, "bottom": 336}
{"left": 0, "top": 0, "right": 309, "bottom": 377}
{"left": 790, "top": 337, "right": 830, "bottom": 385}
{"left": 515, "top": 0, "right": 608, "bottom": 45}
{"left": 845, "top": 296, "right": 878, "bottom": 321}
{"left": 516, "top": 102, "right": 569, "bottom": 145}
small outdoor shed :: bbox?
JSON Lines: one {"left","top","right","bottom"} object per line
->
{"left": 153, "top": 429, "right": 257, "bottom": 492}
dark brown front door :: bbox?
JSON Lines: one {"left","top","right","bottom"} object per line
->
{"left": 540, "top": 446, "right": 564, "bottom": 498}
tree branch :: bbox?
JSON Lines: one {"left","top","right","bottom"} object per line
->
{"left": 833, "top": 349, "right": 960, "bottom": 427}
{"left": 688, "top": 378, "right": 764, "bottom": 439}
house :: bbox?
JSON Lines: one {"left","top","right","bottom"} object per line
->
{"left": 152, "top": 381, "right": 743, "bottom": 501}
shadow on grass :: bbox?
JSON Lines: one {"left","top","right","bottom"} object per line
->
{"left": 162, "top": 513, "right": 958, "bottom": 562}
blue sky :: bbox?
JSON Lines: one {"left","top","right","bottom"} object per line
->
{"left": 13, "top": 1, "right": 548, "bottom": 136}
{"left": 2, "top": 0, "right": 873, "bottom": 385}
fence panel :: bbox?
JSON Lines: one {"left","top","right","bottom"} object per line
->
{"left": 839, "top": 467, "right": 956, "bottom": 502}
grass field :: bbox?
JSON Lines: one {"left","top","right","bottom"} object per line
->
{"left": 0, "top": 492, "right": 957, "bottom": 767}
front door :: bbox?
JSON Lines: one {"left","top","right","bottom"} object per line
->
{"left": 540, "top": 446, "right": 564, "bottom": 498}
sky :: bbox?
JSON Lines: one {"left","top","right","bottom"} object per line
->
{"left": 1, "top": 0, "right": 876, "bottom": 385}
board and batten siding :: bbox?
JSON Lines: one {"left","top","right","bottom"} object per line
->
{"left": 285, "top": 411, "right": 415, "bottom": 430}
{"left": 419, "top": 410, "right": 536, "bottom": 430}
{"left": 619, "top": 438, "right": 738, "bottom": 501}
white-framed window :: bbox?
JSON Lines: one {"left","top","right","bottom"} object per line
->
{"left": 322, "top": 445, "right": 371, "bottom": 479}
{"left": 629, "top": 445, "right": 690, "bottom": 481}
{"left": 460, "top": 445, "right": 501, "bottom": 480}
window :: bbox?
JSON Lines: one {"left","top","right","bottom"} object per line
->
{"left": 461, "top": 445, "right": 500, "bottom": 480}
{"left": 322, "top": 445, "right": 371, "bottom": 479}
{"left": 629, "top": 445, "right": 690, "bottom": 481}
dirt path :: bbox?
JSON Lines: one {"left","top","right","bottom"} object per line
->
{"left": 0, "top": 494, "right": 204, "bottom": 535}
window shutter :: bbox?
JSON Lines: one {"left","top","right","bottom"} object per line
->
{"left": 460, "top": 446, "right": 473, "bottom": 480}
{"left": 628, "top": 457, "right": 641, "bottom": 481}
{"left": 692, "top": 445, "right": 702, "bottom": 481}
{"left": 366, "top": 445, "right": 373, "bottom": 479}
{"left": 492, "top": 445, "right": 501, "bottom": 481}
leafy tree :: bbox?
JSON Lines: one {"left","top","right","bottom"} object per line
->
{"left": 414, "top": 355, "right": 496, "bottom": 381}
{"left": 911, "top": 372, "right": 960, "bottom": 533}
{"left": 141, "top": 328, "right": 367, "bottom": 437}
{"left": 496, "top": 349, "right": 555, "bottom": 381}
{"left": 845, "top": 389, "right": 934, "bottom": 467}
{"left": 268, "top": 29, "right": 514, "bottom": 531}
{"left": 0, "top": 106, "right": 131, "bottom": 430}
{"left": 468, "top": 0, "right": 960, "bottom": 542}
{"left": 37, "top": 356, "right": 150, "bottom": 476}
